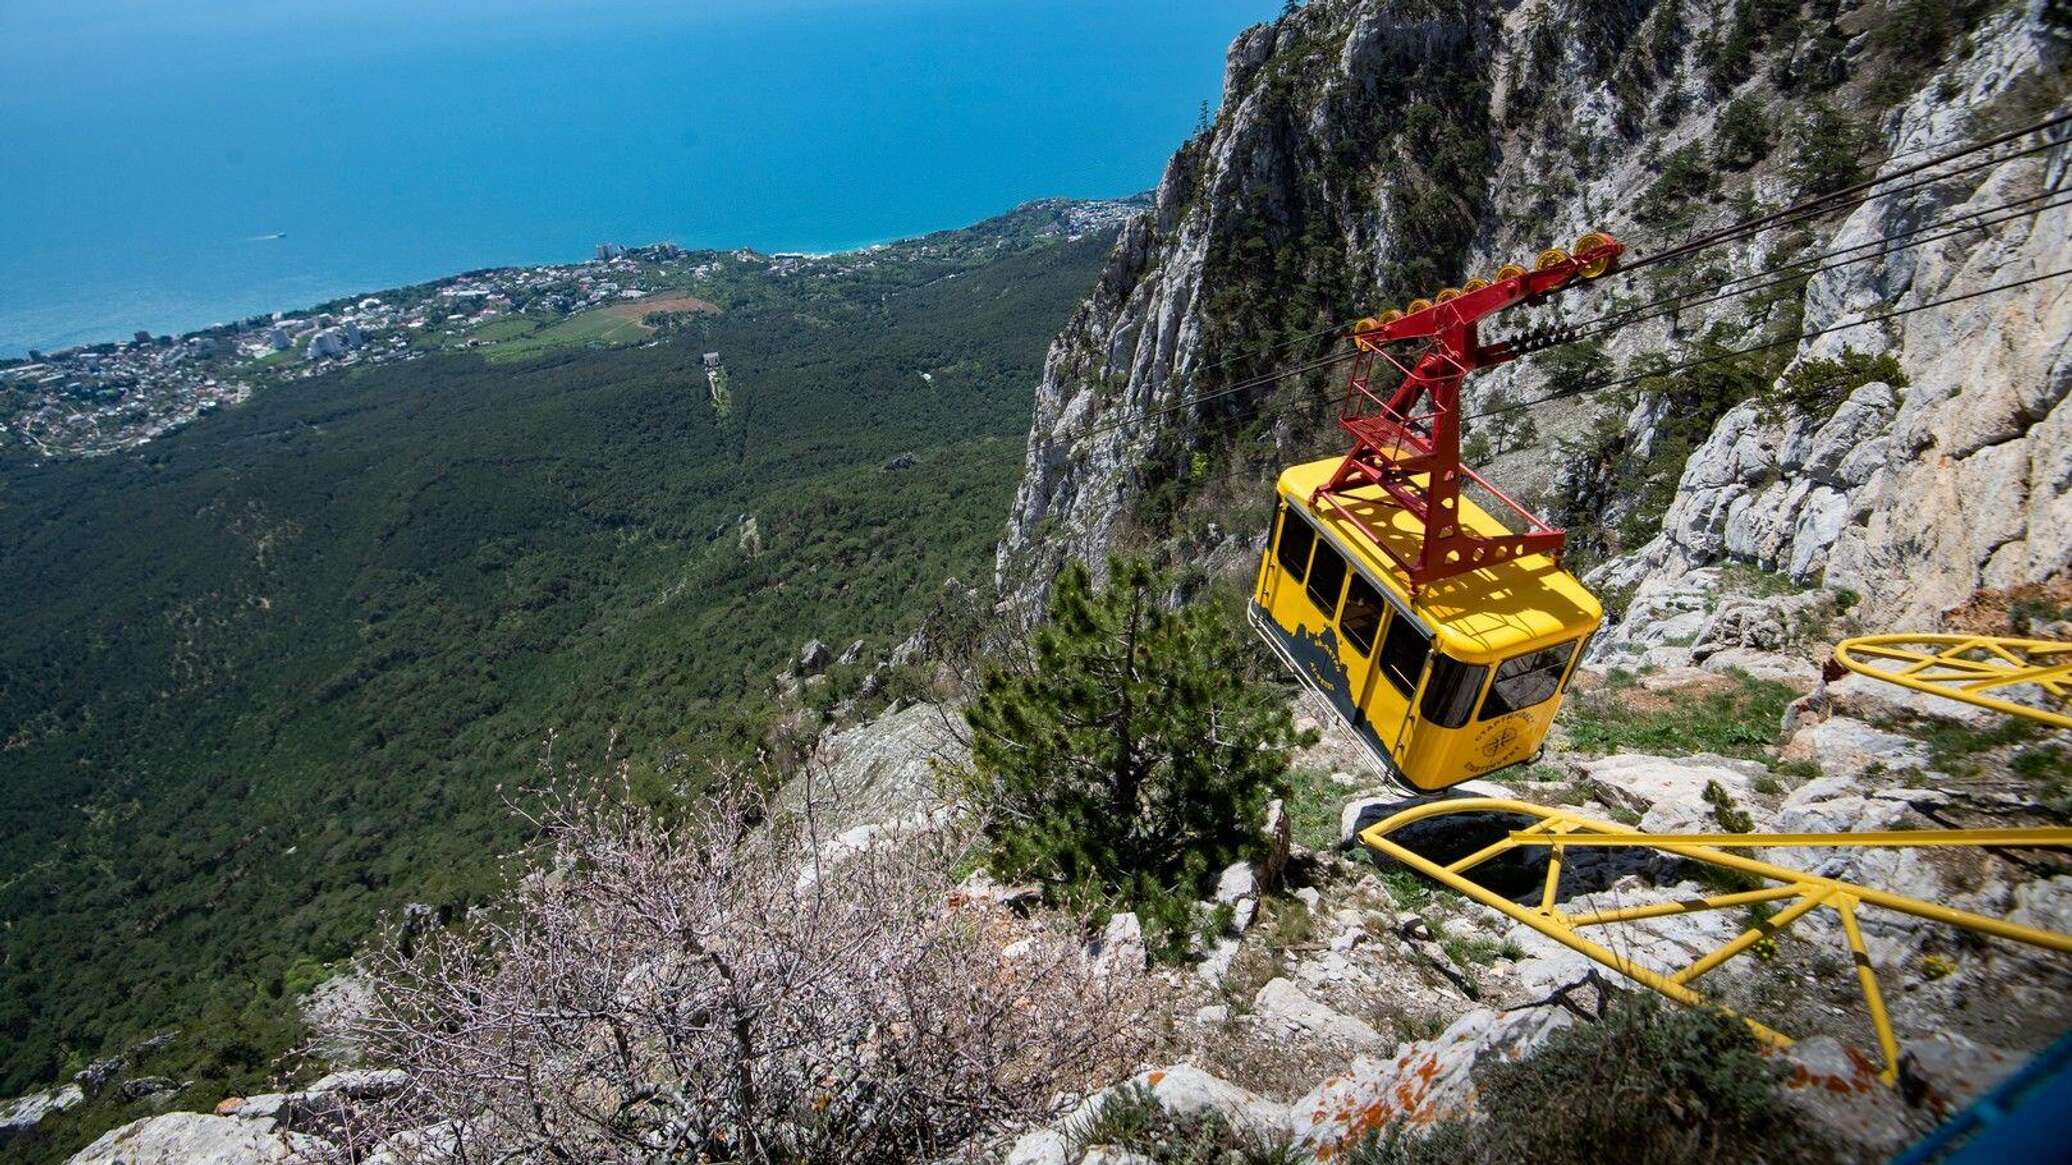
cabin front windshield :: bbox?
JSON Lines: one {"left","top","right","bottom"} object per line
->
{"left": 1478, "top": 639, "right": 1580, "bottom": 719}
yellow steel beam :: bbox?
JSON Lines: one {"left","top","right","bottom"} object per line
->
{"left": 1355, "top": 797, "right": 2072, "bottom": 1084}
{"left": 1568, "top": 885, "right": 1803, "bottom": 927}
{"left": 1833, "top": 633, "right": 2072, "bottom": 729}
{"left": 1671, "top": 887, "right": 1830, "bottom": 986}
{"left": 1357, "top": 818, "right": 1795, "bottom": 1049}
{"left": 1837, "top": 896, "right": 1902, "bottom": 1082}
{"left": 1509, "top": 828, "right": 2072, "bottom": 849}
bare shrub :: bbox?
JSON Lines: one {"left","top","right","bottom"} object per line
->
{"left": 332, "top": 769, "right": 1149, "bottom": 1163}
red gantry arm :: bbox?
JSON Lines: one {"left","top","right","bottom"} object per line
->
{"left": 1314, "top": 232, "right": 1623, "bottom": 595}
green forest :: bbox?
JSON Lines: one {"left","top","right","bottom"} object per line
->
{"left": 0, "top": 223, "right": 1114, "bottom": 1149}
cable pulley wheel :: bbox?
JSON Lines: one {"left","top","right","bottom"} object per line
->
{"left": 1574, "top": 231, "right": 1615, "bottom": 278}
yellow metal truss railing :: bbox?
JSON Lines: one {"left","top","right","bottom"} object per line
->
{"left": 1357, "top": 798, "right": 2072, "bottom": 1083}
{"left": 1832, "top": 633, "right": 2071, "bottom": 729}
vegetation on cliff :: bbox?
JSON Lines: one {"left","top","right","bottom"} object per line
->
{"left": 0, "top": 221, "right": 1115, "bottom": 1151}
{"left": 963, "top": 561, "right": 1306, "bottom": 958}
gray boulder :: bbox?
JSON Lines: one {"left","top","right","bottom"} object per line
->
{"left": 1291, "top": 1006, "right": 1573, "bottom": 1155}
{"left": 797, "top": 639, "right": 833, "bottom": 675}
{"left": 67, "top": 1112, "right": 331, "bottom": 1164}
{"left": 1253, "top": 977, "right": 1384, "bottom": 1048}
{"left": 0, "top": 1084, "right": 83, "bottom": 1142}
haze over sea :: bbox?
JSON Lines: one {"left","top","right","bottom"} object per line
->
{"left": 0, "top": 0, "right": 1276, "bottom": 358}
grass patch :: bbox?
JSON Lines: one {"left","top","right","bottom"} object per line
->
{"left": 1769, "top": 757, "right": 1821, "bottom": 782}
{"left": 1561, "top": 671, "right": 1792, "bottom": 760}
{"left": 1881, "top": 713, "right": 2048, "bottom": 778}
{"left": 1442, "top": 934, "right": 1519, "bottom": 968}
{"left": 1284, "top": 766, "right": 1352, "bottom": 851}
{"left": 1267, "top": 898, "right": 1315, "bottom": 949}
{"left": 481, "top": 309, "right": 654, "bottom": 363}
{"left": 1378, "top": 867, "right": 1438, "bottom": 911}
{"left": 2013, "top": 744, "right": 2071, "bottom": 811}
{"left": 1718, "top": 561, "right": 1806, "bottom": 598}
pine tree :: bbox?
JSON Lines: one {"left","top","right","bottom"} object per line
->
{"left": 962, "top": 560, "right": 1302, "bottom": 956}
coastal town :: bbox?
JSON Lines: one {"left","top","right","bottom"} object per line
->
{"left": 0, "top": 196, "right": 1143, "bottom": 461}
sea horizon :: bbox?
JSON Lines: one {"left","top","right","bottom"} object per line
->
{"left": 0, "top": 0, "right": 1275, "bottom": 357}
{"left": 3, "top": 190, "right": 1147, "bottom": 358}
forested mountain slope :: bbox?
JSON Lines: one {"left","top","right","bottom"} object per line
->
{"left": 997, "top": 0, "right": 2069, "bottom": 634}
{"left": 0, "top": 216, "right": 1115, "bottom": 1116}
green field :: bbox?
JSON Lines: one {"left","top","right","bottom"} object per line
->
{"left": 480, "top": 307, "right": 656, "bottom": 363}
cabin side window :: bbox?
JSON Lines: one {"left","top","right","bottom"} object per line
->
{"left": 1274, "top": 506, "right": 1316, "bottom": 585}
{"left": 1562, "top": 632, "right": 1596, "bottom": 692}
{"left": 1305, "top": 540, "right": 1348, "bottom": 618}
{"left": 1339, "top": 574, "right": 1386, "bottom": 656}
{"left": 1376, "top": 610, "right": 1431, "bottom": 696}
{"left": 1478, "top": 639, "right": 1581, "bottom": 720}
{"left": 1419, "top": 654, "right": 1487, "bottom": 729}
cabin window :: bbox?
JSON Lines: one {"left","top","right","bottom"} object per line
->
{"left": 1340, "top": 574, "right": 1385, "bottom": 656}
{"left": 1306, "top": 540, "right": 1347, "bottom": 618}
{"left": 1562, "top": 632, "right": 1596, "bottom": 692}
{"left": 1275, "top": 507, "right": 1316, "bottom": 585}
{"left": 1479, "top": 640, "right": 1581, "bottom": 720}
{"left": 1419, "top": 654, "right": 1487, "bottom": 729}
{"left": 1376, "top": 610, "right": 1430, "bottom": 696}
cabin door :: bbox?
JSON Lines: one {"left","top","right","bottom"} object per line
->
{"left": 1336, "top": 574, "right": 1429, "bottom": 764}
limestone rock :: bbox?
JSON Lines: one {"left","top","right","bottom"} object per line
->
{"left": 305, "top": 1068, "right": 408, "bottom": 1100}
{"left": 1503, "top": 877, "right": 1745, "bottom": 997}
{"left": 787, "top": 701, "right": 967, "bottom": 835}
{"left": 1212, "top": 860, "right": 1260, "bottom": 934}
{"left": 360, "top": 1122, "right": 463, "bottom": 1165}
{"left": 1261, "top": 797, "right": 1292, "bottom": 887}
{"left": 0, "top": 1084, "right": 83, "bottom": 1142}
{"left": 1092, "top": 912, "right": 1146, "bottom": 976}
{"left": 1691, "top": 590, "right": 1834, "bottom": 661}
{"left": 1074, "top": 1063, "right": 1290, "bottom": 1143}
{"left": 116, "top": 1076, "right": 179, "bottom": 1104}
{"left": 797, "top": 639, "right": 833, "bottom": 675}
{"left": 1579, "top": 753, "right": 1764, "bottom": 833}
{"left": 1078, "top": 1150, "right": 1157, "bottom": 1165}
{"left": 299, "top": 971, "right": 375, "bottom": 1066}
{"left": 1291, "top": 1006, "right": 1573, "bottom": 1154}
{"left": 1775, "top": 1038, "right": 1912, "bottom": 1161}
{"left": 1779, "top": 716, "right": 1930, "bottom": 781}
{"left": 1006, "top": 1128, "right": 1070, "bottom": 1165}
{"left": 1213, "top": 861, "right": 1257, "bottom": 906}
{"left": 1197, "top": 938, "right": 1241, "bottom": 987}
{"left": 67, "top": 1112, "right": 332, "bottom": 1164}
{"left": 1252, "top": 977, "right": 1384, "bottom": 1047}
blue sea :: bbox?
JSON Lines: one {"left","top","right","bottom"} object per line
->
{"left": 0, "top": 0, "right": 1277, "bottom": 357}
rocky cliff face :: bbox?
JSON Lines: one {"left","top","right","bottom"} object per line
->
{"left": 1597, "top": 7, "right": 2071, "bottom": 631}
{"left": 997, "top": 0, "right": 2070, "bottom": 635}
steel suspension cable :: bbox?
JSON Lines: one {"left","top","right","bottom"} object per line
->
{"left": 1034, "top": 350, "right": 1358, "bottom": 449}
{"left": 1567, "top": 189, "right": 2072, "bottom": 340}
{"left": 1469, "top": 266, "right": 2072, "bottom": 422}
{"left": 1030, "top": 113, "right": 2072, "bottom": 459}
{"left": 1050, "top": 266, "right": 2072, "bottom": 464}
{"left": 1621, "top": 110, "right": 2072, "bottom": 274}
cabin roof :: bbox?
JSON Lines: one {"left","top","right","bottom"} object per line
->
{"left": 1276, "top": 457, "right": 1602, "bottom": 663}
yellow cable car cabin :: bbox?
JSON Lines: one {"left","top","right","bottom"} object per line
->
{"left": 1250, "top": 457, "right": 1602, "bottom": 791}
